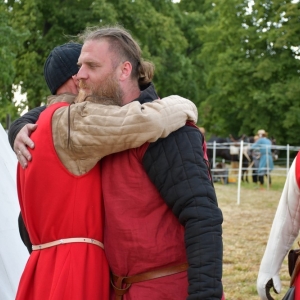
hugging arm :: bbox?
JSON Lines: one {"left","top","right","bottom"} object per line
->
{"left": 143, "top": 126, "right": 223, "bottom": 299}
{"left": 8, "top": 106, "right": 46, "bottom": 167}
{"left": 55, "top": 95, "right": 198, "bottom": 162}
{"left": 8, "top": 106, "right": 46, "bottom": 148}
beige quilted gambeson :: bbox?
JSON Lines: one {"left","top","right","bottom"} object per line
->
{"left": 47, "top": 93, "right": 198, "bottom": 175}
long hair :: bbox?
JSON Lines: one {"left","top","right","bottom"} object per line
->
{"left": 79, "top": 25, "right": 154, "bottom": 86}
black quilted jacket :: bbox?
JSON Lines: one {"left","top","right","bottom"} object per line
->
{"left": 9, "top": 83, "right": 223, "bottom": 299}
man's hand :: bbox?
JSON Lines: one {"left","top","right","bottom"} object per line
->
{"left": 265, "top": 279, "right": 278, "bottom": 300}
{"left": 257, "top": 275, "right": 280, "bottom": 300}
{"left": 13, "top": 124, "right": 37, "bottom": 168}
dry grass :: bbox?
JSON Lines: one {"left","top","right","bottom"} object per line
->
{"left": 216, "top": 176, "right": 297, "bottom": 299}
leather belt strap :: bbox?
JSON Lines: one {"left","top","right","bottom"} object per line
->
{"left": 111, "top": 262, "right": 188, "bottom": 300}
{"left": 32, "top": 237, "right": 104, "bottom": 251}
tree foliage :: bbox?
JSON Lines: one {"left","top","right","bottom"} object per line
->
{"left": 0, "top": 1, "right": 27, "bottom": 126}
{"left": 2, "top": 0, "right": 300, "bottom": 145}
{"left": 198, "top": 0, "right": 300, "bottom": 144}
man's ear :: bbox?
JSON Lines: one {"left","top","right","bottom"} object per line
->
{"left": 119, "top": 61, "right": 132, "bottom": 81}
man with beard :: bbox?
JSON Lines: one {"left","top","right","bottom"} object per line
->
{"left": 10, "top": 42, "right": 198, "bottom": 300}
{"left": 75, "top": 26, "right": 224, "bottom": 300}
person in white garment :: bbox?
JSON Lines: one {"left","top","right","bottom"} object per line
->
{"left": 257, "top": 152, "right": 300, "bottom": 299}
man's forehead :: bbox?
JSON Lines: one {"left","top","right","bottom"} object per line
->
{"left": 79, "top": 39, "right": 111, "bottom": 62}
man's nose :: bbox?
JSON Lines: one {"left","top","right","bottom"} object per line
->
{"left": 77, "top": 66, "right": 88, "bottom": 80}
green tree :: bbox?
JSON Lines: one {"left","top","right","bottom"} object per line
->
{"left": 6, "top": 0, "right": 119, "bottom": 111}
{"left": 251, "top": 0, "right": 300, "bottom": 145}
{"left": 107, "top": 0, "right": 192, "bottom": 99}
{"left": 198, "top": 0, "right": 300, "bottom": 144}
{"left": 178, "top": 0, "right": 222, "bottom": 116}
{"left": 6, "top": 0, "right": 204, "bottom": 117}
{"left": 0, "top": 1, "right": 27, "bottom": 128}
{"left": 8, "top": 0, "right": 300, "bottom": 145}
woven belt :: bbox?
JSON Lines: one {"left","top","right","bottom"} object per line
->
{"left": 32, "top": 237, "right": 104, "bottom": 251}
{"left": 111, "top": 262, "right": 188, "bottom": 300}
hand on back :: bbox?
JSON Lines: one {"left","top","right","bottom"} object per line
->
{"left": 14, "top": 124, "right": 37, "bottom": 168}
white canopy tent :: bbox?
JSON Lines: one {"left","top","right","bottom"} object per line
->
{"left": 0, "top": 124, "right": 29, "bottom": 299}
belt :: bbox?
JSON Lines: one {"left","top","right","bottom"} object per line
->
{"left": 32, "top": 237, "right": 104, "bottom": 251}
{"left": 111, "top": 262, "right": 188, "bottom": 300}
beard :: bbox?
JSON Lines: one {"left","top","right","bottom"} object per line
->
{"left": 76, "top": 73, "right": 123, "bottom": 106}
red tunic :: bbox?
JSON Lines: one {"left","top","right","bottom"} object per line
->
{"left": 101, "top": 144, "right": 188, "bottom": 300}
{"left": 16, "top": 102, "right": 109, "bottom": 299}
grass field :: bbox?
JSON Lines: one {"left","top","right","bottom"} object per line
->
{"left": 216, "top": 175, "right": 298, "bottom": 299}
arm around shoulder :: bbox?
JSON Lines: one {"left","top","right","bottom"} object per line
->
{"left": 54, "top": 96, "right": 198, "bottom": 161}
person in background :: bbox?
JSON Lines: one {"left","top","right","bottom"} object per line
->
{"left": 250, "top": 129, "right": 274, "bottom": 189}
{"left": 10, "top": 42, "right": 198, "bottom": 300}
{"left": 251, "top": 134, "right": 260, "bottom": 185}
{"left": 257, "top": 151, "right": 300, "bottom": 299}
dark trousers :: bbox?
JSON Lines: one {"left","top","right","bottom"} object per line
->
{"left": 252, "top": 172, "right": 258, "bottom": 183}
{"left": 258, "top": 174, "right": 272, "bottom": 185}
